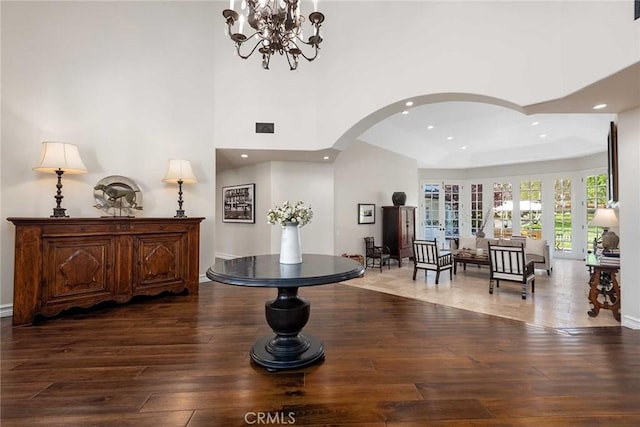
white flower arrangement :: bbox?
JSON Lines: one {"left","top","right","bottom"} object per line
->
{"left": 267, "top": 200, "right": 313, "bottom": 227}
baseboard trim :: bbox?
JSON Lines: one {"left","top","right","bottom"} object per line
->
{"left": 622, "top": 314, "right": 640, "bottom": 330}
{"left": 0, "top": 304, "right": 13, "bottom": 318}
{"left": 215, "top": 252, "right": 238, "bottom": 260}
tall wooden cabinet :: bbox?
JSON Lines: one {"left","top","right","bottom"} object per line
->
{"left": 7, "top": 217, "right": 204, "bottom": 326}
{"left": 382, "top": 206, "right": 416, "bottom": 267}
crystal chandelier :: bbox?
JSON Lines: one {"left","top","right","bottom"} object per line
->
{"left": 223, "top": 0, "right": 325, "bottom": 70}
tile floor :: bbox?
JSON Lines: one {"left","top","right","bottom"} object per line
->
{"left": 344, "top": 258, "right": 621, "bottom": 329}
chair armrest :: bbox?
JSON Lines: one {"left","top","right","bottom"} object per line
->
{"left": 543, "top": 243, "right": 551, "bottom": 264}
{"left": 438, "top": 252, "right": 452, "bottom": 264}
{"left": 525, "top": 259, "right": 535, "bottom": 276}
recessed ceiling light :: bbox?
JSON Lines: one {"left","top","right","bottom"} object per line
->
{"left": 405, "top": 101, "right": 414, "bottom": 107}
{"left": 427, "top": 125, "right": 434, "bottom": 130}
{"left": 240, "top": 154, "right": 248, "bottom": 158}
{"left": 531, "top": 121, "right": 540, "bottom": 126}
{"left": 461, "top": 146, "right": 467, "bottom": 150}
{"left": 323, "top": 156, "right": 330, "bottom": 160}
{"left": 593, "top": 103, "right": 607, "bottom": 110}
{"left": 540, "top": 134, "right": 547, "bottom": 138}
{"left": 401, "top": 110, "right": 409, "bottom": 115}
{"left": 447, "top": 136, "right": 453, "bottom": 140}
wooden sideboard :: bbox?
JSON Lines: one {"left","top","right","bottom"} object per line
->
{"left": 7, "top": 217, "right": 204, "bottom": 326}
{"left": 382, "top": 206, "right": 416, "bottom": 267}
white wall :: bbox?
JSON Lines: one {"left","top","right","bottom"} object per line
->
{"left": 334, "top": 140, "right": 419, "bottom": 256}
{"left": 215, "top": 161, "right": 334, "bottom": 258}
{"left": 1, "top": 1, "right": 218, "bottom": 308}
{"left": 216, "top": 162, "right": 272, "bottom": 258}
{"left": 618, "top": 107, "right": 640, "bottom": 329}
{"left": 269, "top": 161, "right": 334, "bottom": 255}
{"left": 321, "top": 1, "right": 640, "bottom": 149}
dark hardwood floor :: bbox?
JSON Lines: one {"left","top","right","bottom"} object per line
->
{"left": 2, "top": 281, "right": 640, "bottom": 426}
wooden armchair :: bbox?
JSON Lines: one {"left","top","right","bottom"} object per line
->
{"left": 364, "top": 237, "right": 391, "bottom": 272}
{"left": 488, "top": 242, "right": 535, "bottom": 300}
{"left": 412, "top": 239, "right": 452, "bottom": 284}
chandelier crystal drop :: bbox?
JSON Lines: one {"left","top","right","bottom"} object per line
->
{"left": 223, "top": 0, "right": 325, "bottom": 70}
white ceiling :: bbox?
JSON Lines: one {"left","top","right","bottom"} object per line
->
{"left": 358, "top": 102, "right": 615, "bottom": 169}
{"left": 217, "top": 62, "right": 640, "bottom": 171}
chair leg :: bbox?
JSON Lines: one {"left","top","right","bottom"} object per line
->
{"left": 412, "top": 266, "right": 417, "bottom": 281}
{"left": 532, "top": 279, "right": 535, "bottom": 293}
{"left": 435, "top": 270, "right": 440, "bottom": 284}
{"left": 489, "top": 279, "right": 494, "bottom": 294}
{"left": 449, "top": 268, "right": 453, "bottom": 280}
{"left": 547, "top": 269, "right": 550, "bottom": 275}
{"left": 521, "top": 282, "right": 527, "bottom": 300}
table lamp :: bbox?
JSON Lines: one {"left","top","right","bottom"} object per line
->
{"left": 163, "top": 159, "right": 197, "bottom": 218}
{"left": 33, "top": 142, "right": 88, "bottom": 218}
{"left": 589, "top": 207, "right": 619, "bottom": 251}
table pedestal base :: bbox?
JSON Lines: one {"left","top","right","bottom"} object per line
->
{"left": 251, "top": 334, "right": 324, "bottom": 371}
{"left": 250, "top": 286, "right": 325, "bottom": 371}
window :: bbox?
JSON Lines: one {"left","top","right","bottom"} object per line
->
{"left": 586, "top": 174, "right": 608, "bottom": 250}
{"left": 519, "top": 180, "right": 542, "bottom": 239}
{"left": 470, "top": 184, "right": 483, "bottom": 234}
{"left": 554, "top": 178, "right": 572, "bottom": 252}
{"left": 493, "top": 182, "right": 512, "bottom": 238}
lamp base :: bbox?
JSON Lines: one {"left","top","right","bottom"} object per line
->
{"left": 51, "top": 207, "right": 68, "bottom": 218}
{"left": 174, "top": 209, "right": 187, "bottom": 218}
{"left": 602, "top": 231, "right": 619, "bottom": 251}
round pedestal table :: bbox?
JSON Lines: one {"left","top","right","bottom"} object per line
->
{"left": 206, "top": 254, "right": 365, "bottom": 371}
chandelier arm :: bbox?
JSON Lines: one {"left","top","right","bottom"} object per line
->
{"left": 235, "top": 37, "right": 264, "bottom": 60}
{"left": 291, "top": 40, "right": 320, "bottom": 62}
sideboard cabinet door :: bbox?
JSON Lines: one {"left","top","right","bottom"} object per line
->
{"left": 41, "top": 236, "right": 117, "bottom": 316}
{"left": 133, "top": 233, "right": 187, "bottom": 293}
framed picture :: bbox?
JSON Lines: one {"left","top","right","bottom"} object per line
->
{"left": 358, "top": 203, "right": 376, "bottom": 224}
{"left": 222, "top": 183, "right": 255, "bottom": 223}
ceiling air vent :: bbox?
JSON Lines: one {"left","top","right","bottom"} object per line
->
{"left": 256, "top": 122, "right": 274, "bottom": 134}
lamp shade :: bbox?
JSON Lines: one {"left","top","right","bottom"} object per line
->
{"left": 33, "top": 142, "right": 88, "bottom": 174}
{"left": 163, "top": 159, "right": 197, "bottom": 184}
{"left": 589, "top": 208, "right": 619, "bottom": 228}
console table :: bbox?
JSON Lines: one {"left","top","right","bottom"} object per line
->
{"left": 206, "top": 254, "right": 365, "bottom": 371}
{"left": 7, "top": 217, "right": 204, "bottom": 326}
{"left": 586, "top": 253, "right": 621, "bottom": 321}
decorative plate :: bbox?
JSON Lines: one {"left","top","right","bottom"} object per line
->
{"left": 93, "top": 175, "right": 143, "bottom": 216}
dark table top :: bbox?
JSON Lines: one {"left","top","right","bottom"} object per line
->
{"left": 206, "top": 254, "right": 365, "bottom": 287}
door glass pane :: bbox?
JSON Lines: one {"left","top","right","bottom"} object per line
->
{"left": 470, "top": 183, "right": 483, "bottom": 234}
{"left": 423, "top": 183, "right": 440, "bottom": 241}
{"left": 444, "top": 184, "right": 460, "bottom": 240}
{"left": 493, "top": 182, "right": 512, "bottom": 238}
{"left": 554, "top": 178, "right": 572, "bottom": 252}
{"left": 520, "top": 180, "right": 542, "bottom": 239}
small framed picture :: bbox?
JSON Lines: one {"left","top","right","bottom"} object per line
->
{"left": 222, "top": 183, "right": 255, "bottom": 223}
{"left": 358, "top": 203, "right": 376, "bottom": 224}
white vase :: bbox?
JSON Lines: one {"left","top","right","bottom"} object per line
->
{"left": 280, "top": 223, "right": 302, "bottom": 264}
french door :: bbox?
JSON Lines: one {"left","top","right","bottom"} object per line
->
{"left": 421, "top": 182, "right": 461, "bottom": 248}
